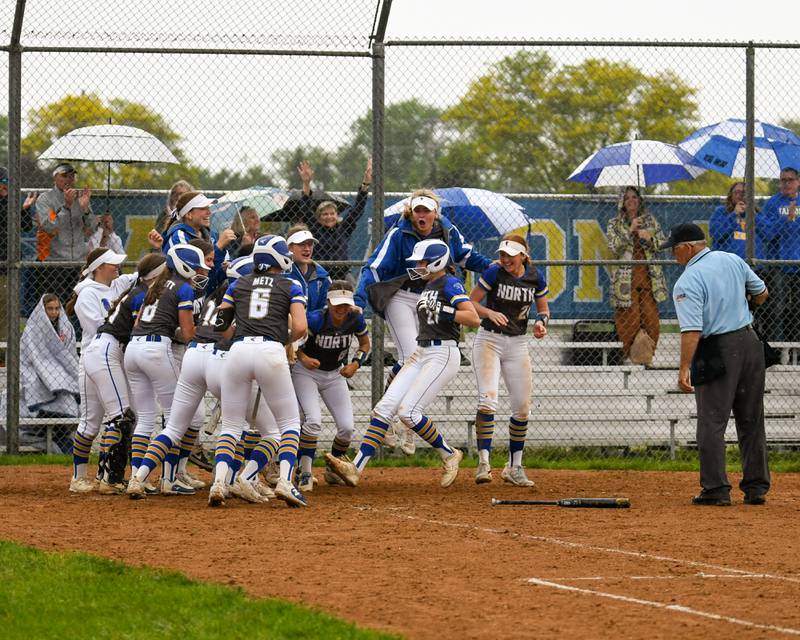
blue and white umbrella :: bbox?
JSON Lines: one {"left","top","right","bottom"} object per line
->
{"left": 679, "top": 118, "right": 800, "bottom": 178}
{"left": 209, "top": 186, "right": 289, "bottom": 235}
{"left": 568, "top": 140, "right": 707, "bottom": 187}
{"left": 383, "top": 187, "right": 529, "bottom": 241}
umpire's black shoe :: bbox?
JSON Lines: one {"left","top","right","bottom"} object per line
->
{"left": 744, "top": 493, "right": 767, "bottom": 505}
{"left": 691, "top": 493, "right": 731, "bottom": 506}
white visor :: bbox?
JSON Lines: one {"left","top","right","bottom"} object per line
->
{"left": 287, "top": 229, "right": 318, "bottom": 245}
{"left": 327, "top": 289, "right": 355, "bottom": 306}
{"left": 177, "top": 193, "right": 217, "bottom": 219}
{"left": 82, "top": 249, "right": 126, "bottom": 276}
{"left": 497, "top": 240, "right": 528, "bottom": 257}
{"left": 410, "top": 195, "right": 438, "bottom": 211}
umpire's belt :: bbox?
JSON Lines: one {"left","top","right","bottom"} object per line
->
{"left": 417, "top": 339, "right": 457, "bottom": 347}
{"left": 130, "top": 335, "right": 168, "bottom": 343}
{"left": 189, "top": 341, "right": 216, "bottom": 351}
{"left": 233, "top": 335, "right": 280, "bottom": 344}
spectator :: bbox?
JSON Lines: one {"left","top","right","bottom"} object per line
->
{"left": 155, "top": 179, "right": 194, "bottom": 233}
{"left": 0, "top": 166, "right": 37, "bottom": 351}
{"left": 228, "top": 206, "right": 262, "bottom": 256}
{"left": 606, "top": 186, "right": 668, "bottom": 363}
{"left": 34, "top": 162, "right": 96, "bottom": 304}
{"left": 19, "top": 293, "right": 79, "bottom": 453}
{"left": 760, "top": 167, "right": 800, "bottom": 341}
{"left": 87, "top": 213, "right": 124, "bottom": 254}
{"left": 296, "top": 158, "right": 372, "bottom": 282}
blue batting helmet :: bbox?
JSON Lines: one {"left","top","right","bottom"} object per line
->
{"left": 252, "top": 234, "right": 293, "bottom": 272}
{"left": 406, "top": 239, "right": 450, "bottom": 280}
{"left": 167, "top": 243, "right": 208, "bottom": 290}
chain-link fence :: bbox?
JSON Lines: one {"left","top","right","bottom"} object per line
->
{"left": 3, "top": 1, "right": 799, "bottom": 464}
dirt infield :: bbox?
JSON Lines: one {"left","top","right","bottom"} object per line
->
{"left": 1, "top": 465, "right": 800, "bottom": 639}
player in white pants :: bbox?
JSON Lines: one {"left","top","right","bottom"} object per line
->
{"left": 469, "top": 234, "right": 550, "bottom": 486}
{"left": 353, "top": 190, "right": 491, "bottom": 455}
{"left": 67, "top": 247, "right": 137, "bottom": 494}
{"left": 207, "top": 234, "right": 308, "bottom": 508}
{"left": 124, "top": 243, "right": 210, "bottom": 493}
{"left": 292, "top": 280, "right": 370, "bottom": 491}
{"left": 327, "top": 239, "right": 480, "bottom": 488}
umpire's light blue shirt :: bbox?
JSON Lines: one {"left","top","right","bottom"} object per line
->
{"left": 673, "top": 248, "right": 766, "bottom": 336}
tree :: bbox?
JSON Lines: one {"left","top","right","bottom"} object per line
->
{"left": 21, "top": 94, "right": 198, "bottom": 190}
{"left": 271, "top": 146, "right": 340, "bottom": 191}
{"left": 194, "top": 164, "right": 278, "bottom": 192}
{"left": 441, "top": 51, "right": 700, "bottom": 193}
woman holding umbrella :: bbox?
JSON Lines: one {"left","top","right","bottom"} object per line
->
{"left": 605, "top": 186, "right": 668, "bottom": 364}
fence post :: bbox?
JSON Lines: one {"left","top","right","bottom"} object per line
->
{"left": 5, "top": 0, "right": 27, "bottom": 454}
{"left": 744, "top": 42, "right": 755, "bottom": 263}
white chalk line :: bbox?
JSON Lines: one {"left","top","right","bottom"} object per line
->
{"left": 559, "top": 572, "right": 778, "bottom": 582}
{"left": 527, "top": 577, "right": 800, "bottom": 636}
{"left": 359, "top": 507, "right": 800, "bottom": 586}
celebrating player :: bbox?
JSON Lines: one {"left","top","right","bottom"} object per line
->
{"left": 208, "top": 234, "right": 308, "bottom": 507}
{"left": 286, "top": 224, "right": 331, "bottom": 313}
{"left": 326, "top": 239, "right": 480, "bottom": 488}
{"left": 469, "top": 234, "right": 550, "bottom": 486}
{"left": 124, "top": 243, "right": 210, "bottom": 492}
{"left": 354, "top": 190, "right": 491, "bottom": 453}
{"left": 292, "top": 280, "right": 370, "bottom": 491}
{"left": 65, "top": 247, "right": 135, "bottom": 494}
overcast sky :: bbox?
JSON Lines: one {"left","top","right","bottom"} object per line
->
{"left": 2, "top": 1, "right": 797, "bottom": 179}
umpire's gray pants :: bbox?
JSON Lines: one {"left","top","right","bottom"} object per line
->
{"left": 694, "top": 326, "right": 770, "bottom": 498}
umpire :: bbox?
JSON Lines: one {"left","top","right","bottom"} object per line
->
{"left": 662, "top": 223, "right": 770, "bottom": 506}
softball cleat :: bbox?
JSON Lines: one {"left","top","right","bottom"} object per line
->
{"left": 68, "top": 477, "right": 97, "bottom": 494}
{"left": 274, "top": 478, "right": 308, "bottom": 507}
{"left": 474, "top": 462, "right": 493, "bottom": 484}
{"left": 441, "top": 449, "right": 463, "bottom": 488}
{"left": 207, "top": 481, "right": 226, "bottom": 507}
{"left": 324, "top": 452, "right": 360, "bottom": 487}
{"left": 126, "top": 477, "right": 146, "bottom": 500}
{"left": 501, "top": 464, "right": 535, "bottom": 487}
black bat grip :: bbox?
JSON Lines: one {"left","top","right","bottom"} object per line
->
{"left": 559, "top": 498, "right": 630, "bottom": 508}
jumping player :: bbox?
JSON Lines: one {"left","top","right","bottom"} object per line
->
{"left": 292, "top": 280, "right": 370, "bottom": 491}
{"left": 208, "top": 235, "right": 308, "bottom": 507}
{"left": 326, "top": 239, "right": 479, "bottom": 488}
{"left": 469, "top": 234, "right": 550, "bottom": 486}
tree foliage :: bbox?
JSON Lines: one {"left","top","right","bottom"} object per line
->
{"left": 441, "top": 51, "right": 700, "bottom": 193}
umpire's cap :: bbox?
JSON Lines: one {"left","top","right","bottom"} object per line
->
{"left": 659, "top": 222, "right": 706, "bottom": 250}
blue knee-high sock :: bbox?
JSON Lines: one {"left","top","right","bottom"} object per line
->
{"left": 353, "top": 417, "right": 390, "bottom": 472}
{"left": 475, "top": 411, "right": 495, "bottom": 452}
{"left": 278, "top": 429, "right": 300, "bottom": 481}
{"left": 242, "top": 438, "right": 279, "bottom": 481}
{"left": 72, "top": 431, "right": 94, "bottom": 478}
{"left": 140, "top": 433, "right": 174, "bottom": 475}
{"left": 331, "top": 435, "right": 351, "bottom": 458}
{"left": 410, "top": 415, "right": 453, "bottom": 457}
{"left": 298, "top": 430, "right": 319, "bottom": 461}
{"left": 508, "top": 417, "right": 528, "bottom": 467}
{"left": 242, "top": 430, "right": 260, "bottom": 460}
{"left": 130, "top": 434, "right": 151, "bottom": 471}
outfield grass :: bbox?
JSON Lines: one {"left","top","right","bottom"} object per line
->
{"left": 4, "top": 449, "right": 800, "bottom": 472}
{"left": 0, "top": 541, "right": 396, "bottom": 640}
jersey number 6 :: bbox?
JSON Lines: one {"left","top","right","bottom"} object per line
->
{"left": 249, "top": 288, "right": 271, "bottom": 319}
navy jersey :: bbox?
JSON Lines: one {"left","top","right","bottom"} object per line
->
{"left": 416, "top": 274, "right": 470, "bottom": 343}
{"left": 97, "top": 283, "right": 147, "bottom": 345}
{"left": 132, "top": 275, "right": 195, "bottom": 337}
{"left": 478, "top": 263, "right": 548, "bottom": 336}
{"left": 224, "top": 271, "right": 306, "bottom": 344}
{"left": 195, "top": 282, "right": 228, "bottom": 344}
{"left": 301, "top": 308, "right": 368, "bottom": 371}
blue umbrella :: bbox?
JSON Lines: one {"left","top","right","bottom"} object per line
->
{"left": 568, "top": 140, "right": 706, "bottom": 187}
{"left": 383, "top": 187, "right": 529, "bottom": 242}
{"left": 679, "top": 118, "right": 800, "bottom": 178}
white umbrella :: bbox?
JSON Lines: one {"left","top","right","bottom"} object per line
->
{"left": 39, "top": 124, "right": 180, "bottom": 212}
{"left": 568, "top": 140, "right": 707, "bottom": 187}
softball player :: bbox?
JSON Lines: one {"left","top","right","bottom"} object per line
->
{"left": 469, "top": 234, "right": 550, "bottom": 486}
{"left": 293, "top": 280, "right": 370, "bottom": 491}
{"left": 79, "top": 251, "right": 168, "bottom": 493}
{"left": 66, "top": 247, "right": 136, "bottom": 494}
{"left": 327, "top": 239, "right": 479, "bottom": 488}
{"left": 354, "top": 190, "right": 491, "bottom": 454}
{"left": 208, "top": 234, "right": 308, "bottom": 508}
{"left": 124, "top": 243, "right": 209, "bottom": 492}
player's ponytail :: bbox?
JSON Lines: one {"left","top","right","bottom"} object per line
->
{"left": 144, "top": 262, "right": 172, "bottom": 306}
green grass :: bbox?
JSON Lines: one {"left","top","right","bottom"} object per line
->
{"left": 0, "top": 541, "right": 397, "bottom": 640}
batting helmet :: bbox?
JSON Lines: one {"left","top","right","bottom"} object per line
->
{"left": 252, "top": 234, "right": 293, "bottom": 272}
{"left": 167, "top": 243, "right": 208, "bottom": 290}
{"left": 226, "top": 255, "right": 254, "bottom": 281}
{"left": 406, "top": 239, "right": 450, "bottom": 280}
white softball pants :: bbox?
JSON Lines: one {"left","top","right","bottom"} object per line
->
{"left": 124, "top": 337, "right": 180, "bottom": 437}
{"left": 291, "top": 361, "right": 354, "bottom": 440}
{"left": 472, "top": 328, "right": 532, "bottom": 419}
{"left": 373, "top": 342, "right": 460, "bottom": 427}
{"left": 76, "top": 334, "right": 129, "bottom": 438}
{"left": 220, "top": 339, "right": 299, "bottom": 440}
{"left": 385, "top": 289, "right": 420, "bottom": 365}
{"left": 159, "top": 343, "right": 212, "bottom": 444}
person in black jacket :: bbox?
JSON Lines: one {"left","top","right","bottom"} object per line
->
{"left": 296, "top": 158, "right": 372, "bottom": 282}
